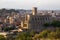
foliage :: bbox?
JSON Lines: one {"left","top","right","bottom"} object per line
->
{"left": 48, "top": 32, "right": 56, "bottom": 39}
{"left": 3, "top": 26, "right": 15, "bottom": 32}
{"left": 43, "top": 23, "right": 50, "bottom": 27}
{"left": 6, "top": 35, "right": 15, "bottom": 40}
{"left": 0, "top": 35, "right": 6, "bottom": 40}
{"left": 33, "top": 30, "right": 51, "bottom": 39}
{"left": 33, "top": 28, "right": 60, "bottom": 39}
{"left": 51, "top": 20, "right": 60, "bottom": 27}
{"left": 15, "top": 31, "right": 36, "bottom": 40}
{"left": 38, "top": 30, "right": 51, "bottom": 38}
{"left": 29, "top": 30, "right": 36, "bottom": 37}
{"left": 48, "top": 31, "right": 60, "bottom": 39}
{"left": 44, "top": 20, "right": 60, "bottom": 27}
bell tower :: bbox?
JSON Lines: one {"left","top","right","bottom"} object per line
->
{"left": 32, "top": 7, "right": 37, "bottom": 15}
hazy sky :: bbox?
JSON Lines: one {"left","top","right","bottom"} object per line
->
{"left": 0, "top": 0, "right": 60, "bottom": 10}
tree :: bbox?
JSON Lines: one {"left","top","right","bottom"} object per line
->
{"left": 48, "top": 28, "right": 60, "bottom": 39}
{"left": 43, "top": 20, "right": 60, "bottom": 27}
{"left": 33, "top": 34, "right": 40, "bottom": 40}
{"left": 38, "top": 30, "right": 51, "bottom": 38}
{"left": 55, "top": 28, "right": 60, "bottom": 38}
{"left": 30, "top": 30, "right": 36, "bottom": 37}
{"left": 51, "top": 20, "right": 60, "bottom": 27}
{"left": 33, "top": 30, "right": 51, "bottom": 40}
{"left": 0, "top": 35, "right": 6, "bottom": 40}
{"left": 3, "top": 26, "right": 15, "bottom": 32}
{"left": 15, "top": 32, "right": 33, "bottom": 40}
{"left": 48, "top": 32, "right": 56, "bottom": 39}
{"left": 6, "top": 35, "right": 15, "bottom": 40}
{"left": 15, "top": 32, "right": 25, "bottom": 40}
{"left": 43, "top": 23, "right": 50, "bottom": 27}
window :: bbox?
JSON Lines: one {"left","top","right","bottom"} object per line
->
{"left": 38, "top": 18, "right": 39, "bottom": 20}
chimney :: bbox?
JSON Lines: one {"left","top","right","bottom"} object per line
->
{"left": 32, "top": 7, "right": 37, "bottom": 15}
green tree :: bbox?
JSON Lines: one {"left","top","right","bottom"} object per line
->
{"left": 4, "top": 26, "right": 15, "bottom": 32}
{"left": 43, "top": 23, "right": 50, "bottom": 27}
{"left": 15, "top": 32, "right": 33, "bottom": 40}
{"left": 0, "top": 35, "right": 6, "bottom": 40}
{"left": 51, "top": 20, "right": 60, "bottom": 27}
{"left": 6, "top": 35, "right": 15, "bottom": 40}
{"left": 30, "top": 30, "right": 36, "bottom": 37}
{"left": 48, "top": 28, "right": 60, "bottom": 39}
{"left": 48, "top": 32, "right": 56, "bottom": 39}
{"left": 33, "top": 30, "right": 51, "bottom": 40}
{"left": 43, "top": 20, "right": 60, "bottom": 27}
{"left": 38, "top": 30, "right": 51, "bottom": 38}
{"left": 55, "top": 28, "right": 60, "bottom": 38}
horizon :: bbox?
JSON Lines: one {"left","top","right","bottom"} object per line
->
{"left": 0, "top": 0, "right": 60, "bottom": 10}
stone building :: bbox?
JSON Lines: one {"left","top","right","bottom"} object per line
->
{"left": 21, "top": 7, "right": 52, "bottom": 32}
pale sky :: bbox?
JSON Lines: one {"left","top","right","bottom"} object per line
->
{"left": 0, "top": 0, "right": 60, "bottom": 10}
